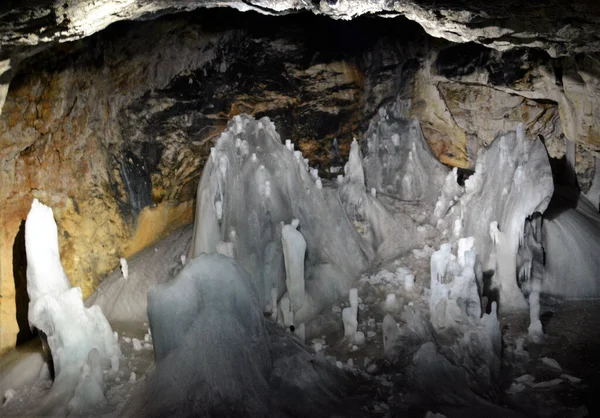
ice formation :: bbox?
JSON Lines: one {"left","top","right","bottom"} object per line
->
{"left": 120, "top": 257, "right": 129, "bottom": 280}
{"left": 86, "top": 226, "right": 192, "bottom": 322}
{"left": 517, "top": 216, "right": 545, "bottom": 341}
{"left": 24, "top": 199, "right": 120, "bottom": 413}
{"left": 362, "top": 107, "right": 448, "bottom": 205}
{"left": 281, "top": 219, "right": 307, "bottom": 312}
{"left": 124, "top": 254, "right": 266, "bottom": 416}
{"left": 189, "top": 114, "right": 370, "bottom": 324}
{"left": 542, "top": 188, "right": 600, "bottom": 298}
{"left": 433, "top": 126, "right": 554, "bottom": 311}
{"left": 429, "top": 238, "right": 481, "bottom": 329}
{"left": 338, "top": 106, "right": 448, "bottom": 262}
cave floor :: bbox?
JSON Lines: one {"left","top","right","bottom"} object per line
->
{"left": 500, "top": 299, "right": 600, "bottom": 418}
{"left": 2, "top": 298, "right": 599, "bottom": 418}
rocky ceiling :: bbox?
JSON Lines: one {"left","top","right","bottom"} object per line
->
{"left": 1, "top": 0, "right": 600, "bottom": 111}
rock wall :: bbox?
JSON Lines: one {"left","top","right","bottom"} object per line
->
{"left": 0, "top": 11, "right": 377, "bottom": 353}
{"left": 0, "top": 9, "right": 597, "bottom": 353}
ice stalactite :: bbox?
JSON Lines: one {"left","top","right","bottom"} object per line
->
{"left": 433, "top": 125, "right": 554, "bottom": 311}
{"left": 25, "top": 199, "right": 120, "bottom": 414}
{"left": 189, "top": 114, "right": 370, "bottom": 325}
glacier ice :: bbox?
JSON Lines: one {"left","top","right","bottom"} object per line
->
{"left": 24, "top": 199, "right": 120, "bottom": 413}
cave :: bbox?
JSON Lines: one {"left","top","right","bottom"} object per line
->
{"left": 0, "top": 1, "right": 600, "bottom": 417}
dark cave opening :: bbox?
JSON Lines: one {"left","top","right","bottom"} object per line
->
{"left": 12, "top": 220, "right": 36, "bottom": 346}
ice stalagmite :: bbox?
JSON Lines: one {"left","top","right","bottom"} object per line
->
{"left": 433, "top": 125, "right": 554, "bottom": 311}
{"left": 281, "top": 219, "right": 306, "bottom": 312}
{"left": 429, "top": 238, "right": 481, "bottom": 329}
{"left": 25, "top": 199, "right": 120, "bottom": 413}
{"left": 123, "top": 254, "right": 271, "bottom": 418}
{"left": 189, "top": 115, "right": 370, "bottom": 324}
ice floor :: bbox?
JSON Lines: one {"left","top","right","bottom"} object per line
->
{"left": 1, "top": 225, "right": 598, "bottom": 418}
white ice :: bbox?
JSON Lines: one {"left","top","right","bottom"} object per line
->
{"left": 542, "top": 188, "right": 600, "bottom": 298}
{"left": 24, "top": 199, "right": 120, "bottom": 414}
{"left": 433, "top": 125, "right": 554, "bottom": 311}
{"left": 189, "top": 115, "right": 370, "bottom": 325}
{"left": 281, "top": 220, "right": 307, "bottom": 312}
{"left": 119, "top": 257, "right": 128, "bottom": 280}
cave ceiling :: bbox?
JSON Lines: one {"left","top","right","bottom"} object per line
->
{"left": 2, "top": 0, "right": 600, "bottom": 58}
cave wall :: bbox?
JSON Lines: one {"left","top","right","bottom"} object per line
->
{"left": 0, "top": 9, "right": 598, "bottom": 353}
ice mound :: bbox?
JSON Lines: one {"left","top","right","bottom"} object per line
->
{"left": 86, "top": 226, "right": 192, "bottom": 322}
{"left": 542, "top": 188, "right": 600, "bottom": 298}
{"left": 433, "top": 126, "right": 554, "bottom": 310}
{"left": 189, "top": 114, "right": 370, "bottom": 324}
{"left": 339, "top": 138, "right": 425, "bottom": 261}
{"left": 384, "top": 239, "right": 501, "bottom": 403}
{"left": 123, "top": 253, "right": 270, "bottom": 417}
{"left": 362, "top": 107, "right": 448, "bottom": 204}
{"left": 25, "top": 199, "right": 120, "bottom": 413}
{"left": 337, "top": 105, "right": 448, "bottom": 262}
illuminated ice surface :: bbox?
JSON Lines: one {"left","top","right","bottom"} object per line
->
{"left": 121, "top": 253, "right": 359, "bottom": 418}
{"left": 86, "top": 226, "right": 192, "bottom": 322}
{"left": 21, "top": 199, "right": 120, "bottom": 415}
{"left": 189, "top": 114, "right": 371, "bottom": 324}
{"left": 433, "top": 126, "right": 554, "bottom": 311}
